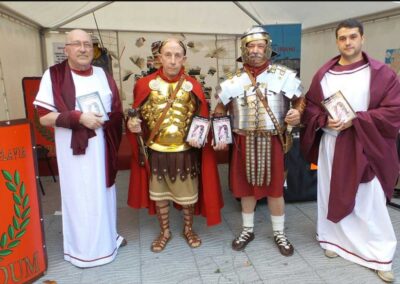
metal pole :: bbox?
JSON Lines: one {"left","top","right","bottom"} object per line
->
{"left": 232, "top": 1, "right": 262, "bottom": 25}
{"left": 49, "top": 2, "right": 114, "bottom": 30}
{"left": 0, "top": 58, "right": 10, "bottom": 122}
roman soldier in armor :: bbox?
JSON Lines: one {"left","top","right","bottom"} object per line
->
{"left": 126, "top": 38, "right": 223, "bottom": 253}
{"left": 213, "top": 26, "right": 306, "bottom": 256}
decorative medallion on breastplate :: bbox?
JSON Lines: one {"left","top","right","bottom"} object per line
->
{"left": 141, "top": 77, "right": 197, "bottom": 152}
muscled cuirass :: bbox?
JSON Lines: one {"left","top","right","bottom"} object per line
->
{"left": 141, "top": 77, "right": 197, "bottom": 152}
{"left": 218, "top": 65, "right": 302, "bottom": 133}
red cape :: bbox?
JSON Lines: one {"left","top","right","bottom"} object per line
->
{"left": 300, "top": 52, "right": 400, "bottom": 222}
{"left": 126, "top": 68, "right": 224, "bottom": 226}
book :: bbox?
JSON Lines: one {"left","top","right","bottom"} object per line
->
{"left": 211, "top": 115, "right": 233, "bottom": 145}
{"left": 76, "top": 91, "right": 109, "bottom": 121}
{"left": 321, "top": 91, "right": 356, "bottom": 123}
{"left": 186, "top": 115, "right": 210, "bottom": 146}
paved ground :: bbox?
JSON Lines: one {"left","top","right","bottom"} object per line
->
{"left": 34, "top": 165, "right": 400, "bottom": 284}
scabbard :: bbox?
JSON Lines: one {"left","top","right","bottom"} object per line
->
{"left": 136, "top": 134, "right": 148, "bottom": 167}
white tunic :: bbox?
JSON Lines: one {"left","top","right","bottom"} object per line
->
{"left": 317, "top": 63, "right": 397, "bottom": 271}
{"left": 34, "top": 66, "right": 124, "bottom": 268}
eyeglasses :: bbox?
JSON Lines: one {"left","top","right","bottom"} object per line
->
{"left": 65, "top": 41, "right": 93, "bottom": 49}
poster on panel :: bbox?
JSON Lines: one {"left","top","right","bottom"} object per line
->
{"left": 0, "top": 119, "right": 47, "bottom": 284}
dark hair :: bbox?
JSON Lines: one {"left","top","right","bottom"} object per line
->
{"left": 159, "top": 39, "right": 187, "bottom": 55}
{"left": 335, "top": 19, "right": 364, "bottom": 38}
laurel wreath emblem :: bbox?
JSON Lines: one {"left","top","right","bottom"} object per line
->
{"left": 0, "top": 169, "right": 31, "bottom": 261}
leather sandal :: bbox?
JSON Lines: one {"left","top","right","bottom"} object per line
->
{"left": 273, "top": 231, "right": 294, "bottom": 256}
{"left": 151, "top": 204, "right": 171, "bottom": 253}
{"left": 182, "top": 205, "right": 201, "bottom": 248}
{"left": 232, "top": 228, "right": 255, "bottom": 251}
{"left": 183, "top": 226, "right": 201, "bottom": 248}
{"left": 151, "top": 232, "right": 171, "bottom": 253}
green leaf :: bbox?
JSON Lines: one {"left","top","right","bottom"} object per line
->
{"left": 8, "top": 240, "right": 20, "bottom": 248}
{"left": 1, "top": 170, "right": 12, "bottom": 181}
{"left": 20, "top": 218, "right": 30, "bottom": 230}
{"left": 13, "top": 193, "right": 21, "bottom": 205}
{"left": 12, "top": 216, "right": 19, "bottom": 230}
{"left": 6, "top": 182, "right": 16, "bottom": 192}
{"left": 14, "top": 204, "right": 21, "bottom": 218}
{"left": 14, "top": 171, "right": 20, "bottom": 186}
{"left": 23, "top": 195, "right": 30, "bottom": 208}
{"left": 0, "top": 249, "right": 12, "bottom": 256}
{"left": 0, "top": 233, "right": 7, "bottom": 248}
{"left": 8, "top": 225, "right": 15, "bottom": 239}
{"left": 15, "top": 230, "right": 26, "bottom": 239}
{"left": 21, "top": 207, "right": 31, "bottom": 219}
{"left": 20, "top": 183, "right": 26, "bottom": 197}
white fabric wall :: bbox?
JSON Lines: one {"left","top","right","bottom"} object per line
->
{"left": 300, "top": 15, "right": 400, "bottom": 91}
{"left": 43, "top": 31, "right": 238, "bottom": 112}
{"left": 2, "top": 11, "right": 400, "bottom": 123}
{"left": 0, "top": 15, "right": 42, "bottom": 121}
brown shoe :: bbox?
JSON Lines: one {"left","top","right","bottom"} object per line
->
{"left": 120, "top": 238, "right": 128, "bottom": 247}
{"left": 232, "top": 229, "right": 255, "bottom": 251}
{"left": 273, "top": 231, "right": 294, "bottom": 256}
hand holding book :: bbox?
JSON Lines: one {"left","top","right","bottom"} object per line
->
{"left": 321, "top": 91, "right": 356, "bottom": 124}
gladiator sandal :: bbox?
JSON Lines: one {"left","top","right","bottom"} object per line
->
{"left": 273, "top": 231, "right": 294, "bottom": 256}
{"left": 232, "top": 227, "right": 255, "bottom": 251}
{"left": 182, "top": 205, "right": 202, "bottom": 248}
{"left": 151, "top": 204, "right": 172, "bottom": 253}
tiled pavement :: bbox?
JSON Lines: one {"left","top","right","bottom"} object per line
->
{"left": 34, "top": 165, "right": 400, "bottom": 284}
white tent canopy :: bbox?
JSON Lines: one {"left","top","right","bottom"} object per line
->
{"left": 1, "top": 1, "right": 400, "bottom": 121}
{"left": 1, "top": 1, "right": 400, "bottom": 33}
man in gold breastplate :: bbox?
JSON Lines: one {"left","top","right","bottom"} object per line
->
{"left": 127, "top": 38, "right": 223, "bottom": 252}
{"left": 213, "top": 26, "right": 305, "bottom": 256}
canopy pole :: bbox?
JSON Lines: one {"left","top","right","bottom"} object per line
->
{"left": 233, "top": 1, "right": 262, "bottom": 25}
{"left": 49, "top": 1, "right": 114, "bottom": 30}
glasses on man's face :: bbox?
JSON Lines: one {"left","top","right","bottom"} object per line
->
{"left": 65, "top": 41, "right": 93, "bottom": 49}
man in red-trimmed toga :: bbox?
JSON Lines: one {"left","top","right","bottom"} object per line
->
{"left": 33, "top": 29, "right": 125, "bottom": 268}
{"left": 300, "top": 19, "right": 400, "bottom": 283}
{"left": 127, "top": 38, "right": 223, "bottom": 252}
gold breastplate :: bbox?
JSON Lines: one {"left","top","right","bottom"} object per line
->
{"left": 141, "top": 77, "right": 197, "bottom": 152}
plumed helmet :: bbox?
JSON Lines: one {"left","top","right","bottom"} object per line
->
{"left": 240, "top": 26, "right": 276, "bottom": 63}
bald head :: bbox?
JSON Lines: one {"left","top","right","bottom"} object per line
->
{"left": 66, "top": 29, "right": 92, "bottom": 44}
{"left": 159, "top": 38, "right": 186, "bottom": 55}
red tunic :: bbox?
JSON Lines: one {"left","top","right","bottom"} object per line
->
{"left": 127, "top": 68, "right": 224, "bottom": 226}
{"left": 300, "top": 52, "right": 400, "bottom": 222}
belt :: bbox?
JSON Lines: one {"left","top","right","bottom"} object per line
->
{"left": 233, "top": 129, "right": 281, "bottom": 136}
